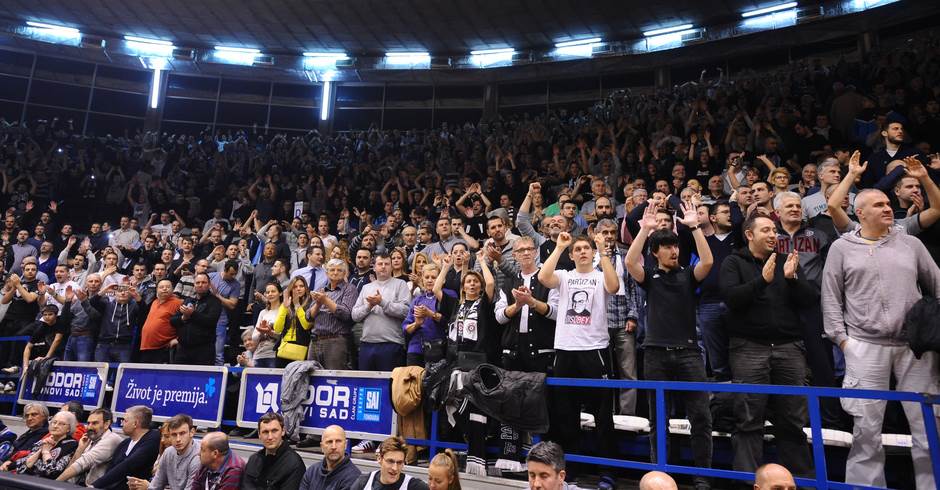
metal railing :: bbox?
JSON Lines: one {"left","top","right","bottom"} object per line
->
{"left": 406, "top": 376, "right": 940, "bottom": 490}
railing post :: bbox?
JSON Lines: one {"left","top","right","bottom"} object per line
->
{"left": 655, "top": 387, "right": 667, "bottom": 469}
{"left": 429, "top": 410, "right": 440, "bottom": 459}
{"left": 919, "top": 401, "right": 940, "bottom": 487}
{"left": 807, "top": 395, "right": 828, "bottom": 489}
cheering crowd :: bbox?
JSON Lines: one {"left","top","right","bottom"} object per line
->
{"left": 1, "top": 27, "right": 940, "bottom": 490}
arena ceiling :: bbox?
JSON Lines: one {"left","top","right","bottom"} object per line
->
{"left": 1, "top": 0, "right": 829, "bottom": 56}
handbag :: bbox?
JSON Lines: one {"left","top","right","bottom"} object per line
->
{"left": 277, "top": 324, "right": 308, "bottom": 361}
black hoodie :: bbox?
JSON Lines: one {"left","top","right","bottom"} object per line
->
{"left": 718, "top": 247, "right": 818, "bottom": 344}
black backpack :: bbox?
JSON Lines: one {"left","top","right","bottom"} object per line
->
{"left": 903, "top": 296, "right": 940, "bottom": 359}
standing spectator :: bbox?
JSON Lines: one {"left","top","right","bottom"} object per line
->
{"left": 190, "top": 432, "right": 245, "bottom": 490}
{"left": 403, "top": 262, "right": 448, "bottom": 367}
{"left": 349, "top": 248, "right": 375, "bottom": 293}
{"left": 719, "top": 215, "right": 815, "bottom": 477}
{"left": 10, "top": 230, "right": 38, "bottom": 275}
{"left": 538, "top": 232, "right": 619, "bottom": 485}
{"left": 861, "top": 119, "right": 921, "bottom": 189}
{"left": 822, "top": 186, "right": 940, "bottom": 490}
{"left": 93, "top": 284, "right": 141, "bottom": 364}
{"left": 299, "top": 425, "right": 361, "bottom": 490}
{"left": 139, "top": 280, "right": 183, "bottom": 364}
{"left": 170, "top": 273, "right": 222, "bottom": 365}
{"left": 248, "top": 282, "right": 282, "bottom": 368}
{"left": 127, "top": 414, "right": 200, "bottom": 490}
{"left": 352, "top": 252, "right": 412, "bottom": 371}
{"left": 308, "top": 259, "right": 358, "bottom": 370}
{"left": 290, "top": 245, "right": 327, "bottom": 291}
{"left": 208, "top": 260, "right": 241, "bottom": 366}
{"left": 110, "top": 216, "right": 140, "bottom": 252}
{"left": 697, "top": 202, "right": 741, "bottom": 381}
{"left": 56, "top": 408, "right": 123, "bottom": 487}
{"left": 421, "top": 217, "right": 462, "bottom": 260}
{"left": 92, "top": 406, "right": 161, "bottom": 489}
{"left": 273, "top": 277, "right": 313, "bottom": 368}
{"left": 241, "top": 412, "right": 304, "bottom": 490}
{"left": 626, "top": 203, "right": 713, "bottom": 490}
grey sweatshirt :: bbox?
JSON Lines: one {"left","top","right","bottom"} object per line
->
{"left": 352, "top": 277, "right": 412, "bottom": 345}
{"left": 821, "top": 226, "right": 940, "bottom": 347}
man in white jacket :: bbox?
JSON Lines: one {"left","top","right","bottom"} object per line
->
{"left": 822, "top": 182, "right": 940, "bottom": 489}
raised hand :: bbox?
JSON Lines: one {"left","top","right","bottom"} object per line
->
{"left": 639, "top": 202, "right": 658, "bottom": 231}
{"left": 528, "top": 182, "right": 541, "bottom": 195}
{"left": 677, "top": 202, "right": 700, "bottom": 228}
{"left": 783, "top": 250, "right": 799, "bottom": 279}
{"left": 439, "top": 254, "right": 453, "bottom": 269}
{"left": 556, "top": 231, "right": 573, "bottom": 249}
{"left": 762, "top": 253, "right": 777, "bottom": 283}
{"left": 848, "top": 150, "right": 868, "bottom": 177}
{"left": 904, "top": 156, "right": 928, "bottom": 180}
{"left": 593, "top": 231, "right": 606, "bottom": 251}
{"left": 909, "top": 193, "right": 925, "bottom": 217}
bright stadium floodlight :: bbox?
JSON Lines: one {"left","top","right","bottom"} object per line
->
{"left": 125, "top": 35, "right": 175, "bottom": 56}
{"left": 320, "top": 81, "right": 332, "bottom": 120}
{"left": 742, "top": 2, "right": 798, "bottom": 17}
{"left": 554, "top": 37, "right": 602, "bottom": 57}
{"left": 149, "top": 68, "right": 162, "bottom": 109}
{"left": 303, "top": 52, "right": 349, "bottom": 69}
{"left": 214, "top": 45, "right": 261, "bottom": 65}
{"left": 469, "top": 47, "right": 515, "bottom": 66}
{"left": 385, "top": 51, "right": 430, "bottom": 67}
{"left": 643, "top": 24, "right": 694, "bottom": 37}
{"left": 26, "top": 21, "right": 80, "bottom": 36}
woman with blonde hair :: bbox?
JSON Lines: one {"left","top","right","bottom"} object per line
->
{"left": 428, "top": 449, "right": 461, "bottom": 490}
{"left": 408, "top": 252, "right": 429, "bottom": 295}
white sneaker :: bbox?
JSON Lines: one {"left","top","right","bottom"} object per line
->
{"left": 3, "top": 381, "right": 15, "bottom": 394}
{"left": 1, "top": 366, "right": 19, "bottom": 374}
{"left": 351, "top": 440, "right": 376, "bottom": 454}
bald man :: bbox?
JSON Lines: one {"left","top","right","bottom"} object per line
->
{"left": 754, "top": 463, "right": 796, "bottom": 490}
{"left": 639, "top": 471, "right": 678, "bottom": 490}
{"left": 300, "top": 425, "right": 362, "bottom": 490}
{"left": 192, "top": 431, "right": 246, "bottom": 489}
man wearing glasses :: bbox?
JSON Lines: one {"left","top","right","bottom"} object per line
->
{"left": 0, "top": 403, "right": 48, "bottom": 468}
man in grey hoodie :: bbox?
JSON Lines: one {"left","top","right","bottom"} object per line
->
{"left": 822, "top": 184, "right": 940, "bottom": 490}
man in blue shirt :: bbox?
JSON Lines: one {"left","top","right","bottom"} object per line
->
{"left": 209, "top": 260, "right": 241, "bottom": 366}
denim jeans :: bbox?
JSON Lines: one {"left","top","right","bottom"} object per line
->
{"left": 215, "top": 323, "right": 228, "bottom": 366}
{"left": 609, "top": 327, "right": 638, "bottom": 415}
{"left": 64, "top": 335, "right": 94, "bottom": 362}
{"left": 728, "top": 337, "right": 813, "bottom": 477}
{"left": 643, "top": 347, "right": 712, "bottom": 471}
{"left": 697, "top": 302, "right": 730, "bottom": 381}
{"left": 94, "top": 342, "right": 132, "bottom": 364}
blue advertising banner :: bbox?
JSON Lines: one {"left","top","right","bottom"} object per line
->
{"left": 18, "top": 361, "right": 108, "bottom": 411}
{"left": 112, "top": 364, "right": 227, "bottom": 427}
{"left": 236, "top": 368, "right": 397, "bottom": 440}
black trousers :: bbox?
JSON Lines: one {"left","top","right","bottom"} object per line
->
{"left": 549, "top": 348, "right": 616, "bottom": 459}
{"left": 175, "top": 342, "right": 213, "bottom": 366}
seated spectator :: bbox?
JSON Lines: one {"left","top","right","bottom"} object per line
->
{"left": 191, "top": 431, "right": 245, "bottom": 490}
{"left": 753, "top": 463, "right": 796, "bottom": 490}
{"left": 0, "top": 403, "right": 48, "bottom": 467}
{"left": 299, "top": 425, "right": 361, "bottom": 490}
{"left": 427, "top": 449, "right": 460, "bottom": 490}
{"left": 56, "top": 408, "right": 123, "bottom": 487}
{"left": 525, "top": 441, "right": 581, "bottom": 490}
{"left": 242, "top": 412, "right": 304, "bottom": 490}
{"left": 93, "top": 405, "right": 161, "bottom": 489}
{"left": 639, "top": 471, "right": 678, "bottom": 490}
{"left": 11, "top": 410, "right": 78, "bottom": 479}
{"left": 60, "top": 400, "right": 87, "bottom": 441}
{"left": 350, "top": 436, "right": 428, "bottom": 490}
{"left": 127, "top": 414, "right": 200, "bottom": 490}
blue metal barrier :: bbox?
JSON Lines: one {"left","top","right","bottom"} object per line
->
{"left": 0, "top": 336, "right": 33, "bottom": 417}
{"left": 407, "top": 377, "right": 940, "bottom": 490}
{"left": 6, "top": 359, "right": 936, "bottom": 488}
